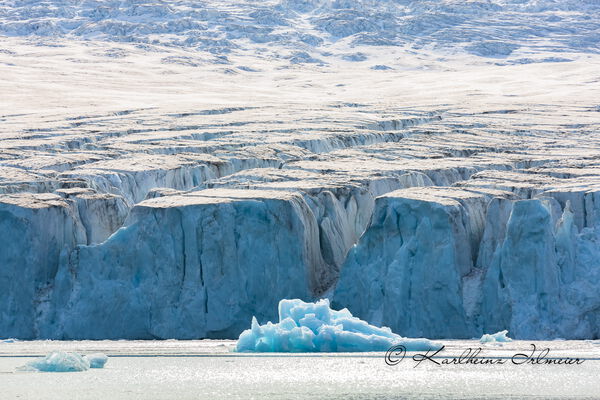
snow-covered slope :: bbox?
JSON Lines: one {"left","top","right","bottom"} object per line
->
{"left": 1, "top": 0, "right": 599, "bottom": 61}
{"left": 0, "top": 0, "right": 599, "bottom": 339}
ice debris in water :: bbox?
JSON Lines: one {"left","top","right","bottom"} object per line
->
{"left": 19, "top": 351, "right": 108, "bottom": 372}
{"left": 83, "top": 353, "right": 109, "bottom": 368}
{"left": 480, "top": 330, "right": 513, "bottom": 344}
{"left": 235, "top": 299, "right": 440, "bottom": 352}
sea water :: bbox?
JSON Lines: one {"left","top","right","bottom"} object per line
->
{"left": 1, "top": 339, "right": 598, "bottom": 399}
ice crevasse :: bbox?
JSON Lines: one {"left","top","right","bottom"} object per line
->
{"left": 235, "top": 299, "right": 440, "bottom": 352}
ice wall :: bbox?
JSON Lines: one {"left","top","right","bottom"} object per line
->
{"left": 481, "top": 197, "right": 600, "bottom": 339}
{"left": 334, "top": 187, "right": 600, "bottom": 339}
{"left": 334, "top": 187, "right": 508, "bottom": 338}
{"left": 1, "top": 58, "right": 599, "bottom": 342}
{"left": 0, "top": 193, "right": 85, "bottom": 339}
{"left": 55, "top": 188, "right": 129, "bottom": 245}
{"left": 48, "top": 189, "right": 329, "bottom": 339}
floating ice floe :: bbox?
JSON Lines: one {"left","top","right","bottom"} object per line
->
{"left": 480, "top": 330, "right": 513, "bottom": 344}
{"left": 19, "top": 351, "right": 108, "bottom": 372}
{"left": 235, "top": 299, "right": 440, "bottom": 352}
{"left": 84, "top": 353, "right": 109, "bottom": 368}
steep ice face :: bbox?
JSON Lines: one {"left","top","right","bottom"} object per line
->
{"left": 50, "top": 189, "right": 329, "bottom": 339}
{"left": 55, "top": 188, "right": 129, "bottom": 245}
{"left": 203, "top": 168, "right": 403, "bottom": 277}
{"left": 481, "top": 199, "right": 563, "bottom": 338}
{"left": 333, "top": 186, "right": 512, "bottom": 338}
{"left": 2, "top": 104, "right": 599, "bottom": 340}
{"left": 481, "top": 198, "right": 600, "bottom": 339}
{"left": 334, "top": 188, "right": 600, "bottom": 340}
{"left": 235, "top": 298, "right": 440, "bottom": 352}
{"left": 0, "top": 193, "right": 86, "bottom": 339}
{"left": 1, "top": 0, "right": 599, "bottom": 341}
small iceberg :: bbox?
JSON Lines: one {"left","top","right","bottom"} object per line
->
{"left": 235, "top": 299, "right": 440, "bottom": 352}
{"left": 19, "top": 351, "right": 108, "bottom": 372}
{"left": 84, "top": 353, "right": 109, "bottom": 368}
{"left": 480, "top": 330, "right": 513, "bottom": 344}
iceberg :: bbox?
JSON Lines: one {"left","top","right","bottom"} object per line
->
{"left": 84, "top": 353, "right": 109, "bottom": 369}
{"left": 19, "top": 351, "right": 108, "bottom": 372}
{"left": 480, "top": 330, "right": 512, "bottom": 344}
{"left": 235, "top": 299, "right": 440, "bottom": 352}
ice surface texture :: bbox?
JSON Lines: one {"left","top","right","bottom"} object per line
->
{"left": 1, "top": 0, "right": 600, "bottom": 342}
{"left": 334, "top": 190, "right": 600, "bottom": 340}
{"left": 0, "top": 0, "right": 598, "bottom": 59}
{"left": 52, "top": 189, "right": 328, "bottom": 340}
{"left": 236, "top": 299, "right": 439, "bottom": 352}
{"left": 19, "top": 351, "right": 108, "bottom": 372}
{"left": 2, "top": 109, "right": 600, "bottom": 340}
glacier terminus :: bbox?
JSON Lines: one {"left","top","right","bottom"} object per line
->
{"left": 0, "top": 0, "right": 600, "bottom": 342}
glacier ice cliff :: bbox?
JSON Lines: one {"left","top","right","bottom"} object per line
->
{"left": 0, "top": 193, "right": 86, "bottom": 338}
{"left": 1, "top": 0, "right": 600, "bottom": 340}
{"left": 334, "top": 188, "right": 600, "bottom": 340}
{"left": 1, "top": 101, "right": 600, "bottom": 340}
{"left": 48, "top": 189, "right": 330, "bottom": 339}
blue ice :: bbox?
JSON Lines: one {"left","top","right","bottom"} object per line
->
{"left": 235, "top": 299, "right": 440, "bottom": 352}
{"left": 480, "top": 330, "right": 512, "bottom": 344}
{"left": 84, "top": 353, "right": 109, "bottom": 368}
{"left": 19, "top": 351, "right": 108, "bottom": 372}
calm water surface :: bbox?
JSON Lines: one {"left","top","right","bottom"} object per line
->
{"left": 1, "top": 340, "right": 599, "bottom": 399}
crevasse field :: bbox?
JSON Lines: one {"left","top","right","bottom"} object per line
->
{"left": 1, "top": 0, "right": 600, "bottom": 398}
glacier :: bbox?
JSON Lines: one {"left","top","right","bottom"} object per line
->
{"left": 52, "top": 189, "right": 327, "bottom": 339}
{"left": 0, "top": 0, "right": 600, "bottom": 341}
{"left": 235, "top": 298, "right": 439, "bottom": 352}
{"left": 333, "top": 189, "right": 600, "bottom": 340}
